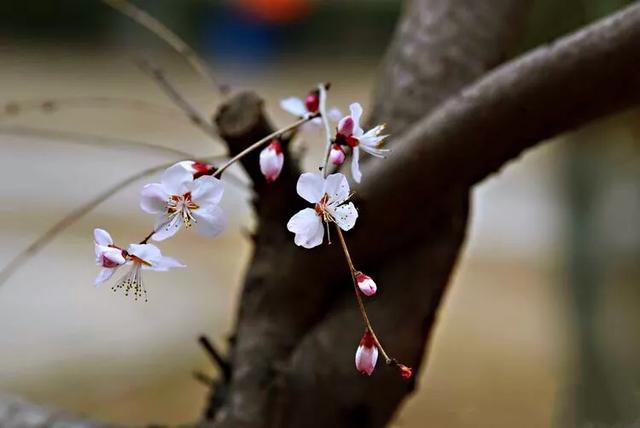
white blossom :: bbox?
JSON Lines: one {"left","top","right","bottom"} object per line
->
{"left": 287, "top": 172, "right": 357, "bottom": 249}
{"left": 111, "top": 243, "right": 184, "bottom": 301}
{"left": 335, "top": 102, "right": 388, "bottom": 183}
{"left": 93, "top": 228, "right": 126, "bottom": 287}
{"left": 280, "top": 89, "right": 341, "bottom": 131}
{"left": 140, "top": 162, "right": 226, "bottom": 241}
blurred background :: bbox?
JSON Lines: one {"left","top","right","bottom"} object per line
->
{"left": 0, "top": 0, "right": 638, "bottom": 426}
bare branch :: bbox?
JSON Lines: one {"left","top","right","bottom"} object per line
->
{"left": 0, "top": 126, "right": 195, "bottom": 158}
{"left": 136, "top": 59, "right": 221, "bottom": 142}
{"left": 1, "top": 96, "right": 180, "bottom": 121}
{"left": 102, "top": 0, "right": 228, "bottom": 95}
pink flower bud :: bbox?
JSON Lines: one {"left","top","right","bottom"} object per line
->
{"left": 304, "top": 91, "right": 320, "bottom": 113}
{"left": 355, "top": 329, "right": 378, "bottom": 376}
{"left": 398, "top": 364, "right": 413, "bottom": 379}
{"left": 356, "top": 272, "right": 377, "bottom": 296}
{"left": 337, "top": 115, "right": 354, "bottom": 137}
{"left": 328, "top": 144, "right": 346, "bottom": 165}
{"left": 259, "top": 140, "right": 284, "bottom": 183}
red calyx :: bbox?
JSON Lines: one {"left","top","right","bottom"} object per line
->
{"left": 304, "top": 90, "right": 320, "bottom": 113}
{"left": 269, "top": 139, "right": 283, "bottom": 154}
{"left": 359, "top": 329, "right": 375, "bottom": 349}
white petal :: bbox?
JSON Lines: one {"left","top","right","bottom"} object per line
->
{"left": 144, "top": 255, "right": 185, "bottom": 271}
{"left": 96, "top": 246, "right": 126, "bottom": 266}
{"left": 190, "top": 175, "right": 224, "bottom": 206}
{"left": 349, "top": 103, "right": 364, "bottom": 136}
{"left": 139, "top": 183, "right": 169, "bottom": 214}
{"left": 359, "top": 144, "right": 389, "bottom": 158}
{"left": 328, "top": 202, "right": 358, "bottom": 231}
{"left": 192, "top": 205, "right": 226, "bottom": 237}
{"left": 93, "top": 228, "right": 113, "bottom": 246}
{"left": 128, "top": 243, "right": 162, "bottom": 264}
{"left": 287, "top": 208, "right": 324, "bottom": 249}
{"left": 296, "top": 172, "right": 324, "bottom": 203}
{"left": 327, "top": 107, "right": 342, "bottom": 122}
{"left": 94, "top": 267, "right": 116, "bottom": 287}
{"left": 351, "top": 146, "right": 362, "bottom": 183}
{"left": 323, "top": 173, "right": 350, "bottom": 204}
{"left": 152, "top": 215, "right": 182, "bottom": 241}
{"left": 358, "top": 125, "right": 387, "bottom": 148}
{"left": 176, "top": 160, "right": 197, "bottom": 173}
{"left": 161, "top": 162, "right": 193, "bottom": 195}
{"left": 280, "top": 97, "right": 308, "bottom": 117}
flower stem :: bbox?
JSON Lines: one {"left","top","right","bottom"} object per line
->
{"left": 213, "top": 114, "right": 319, "bottom": 178}
{"left": 102, "top": 0, "right": 228, "bottom": 95}
{"left": 318, "top": 83, "right": 333, "bottom": 178}
{"left": 334, "top": 224, "right": 393, "bottom": 364}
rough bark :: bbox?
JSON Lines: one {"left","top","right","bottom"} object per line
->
{"left": 209, "top": 3, "right": 640, "bottom": 427}
{"left": 2, "top": 2, "right": 640, "bottom": 427}
{"left": 369, "top": 0, "right": 532, "bottom": 132}
{"left": 210, "top": 1, "right": 532, "bottom": 427}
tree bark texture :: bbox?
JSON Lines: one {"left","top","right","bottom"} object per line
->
{"left": 2, "top": 2, "right": 640, "bottom": 427}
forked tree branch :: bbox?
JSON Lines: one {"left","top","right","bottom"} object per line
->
{"left": 2, "top": 2, "right": 640, "bottom": 428}
{"left": 208, "top": 3, "right": 640, "bottom": 428}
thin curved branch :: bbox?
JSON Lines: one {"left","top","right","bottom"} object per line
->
{"left": 136, "top": 59, "right": 221, "bottom": 142}
{"left": 102, "top": 0, "right": 228, "bottom": 95}
{"left": 0, "top": 126, "right": 195, "bottom": 158}
{"left": 0, "top": 96, "right": 180, "bottom": 121}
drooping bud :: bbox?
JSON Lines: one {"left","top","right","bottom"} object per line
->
{"left": 328, "top": 144, "right": 346, "bottom": 166}
{"left": 356, "top": 272, "right": 377, "bottom": 296}
{"left": 259, "top": 139, "right": 284, "bottom": 183}
{"left": 355, "top": 329, "right": 378, "bottom": 376}
{"left": 304, "top": 90, "right": 320, "bottom": 113}
{"left": 398, "top": 364, "right": 413, "bottom": 379}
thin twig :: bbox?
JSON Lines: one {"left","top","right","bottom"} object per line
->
{"left": 334, "top": 225, "right": 392, "bottom": 364}
{"left": 0, "top": 96, "right": 180, "bottom": 121}
{"left": 213, "top": 113, "right": 319, "bottom": 178}
{"left": 193, "top": 370, "right": 214, "bottom": 386}
{"left": 136, "top": 59, "right": 220, "bottom": 141}
{"left": 318, "top": 83, "right": 333, "bottom": 178}
{"left": 0, "top": 126, "right": 194, "bottom": 158}
{"left": 102, "top": 0, "right": 228, "bottom": 95}
{"left": 198, "top": 335, "right": 231, "bottom": 381}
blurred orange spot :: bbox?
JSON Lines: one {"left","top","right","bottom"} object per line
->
{"left": 236, "top": 0, "right": 310, "bottom": 23}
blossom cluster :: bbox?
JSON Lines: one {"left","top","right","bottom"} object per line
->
{"left": 93, "top": 85, "right": 409, "bottom": 378}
